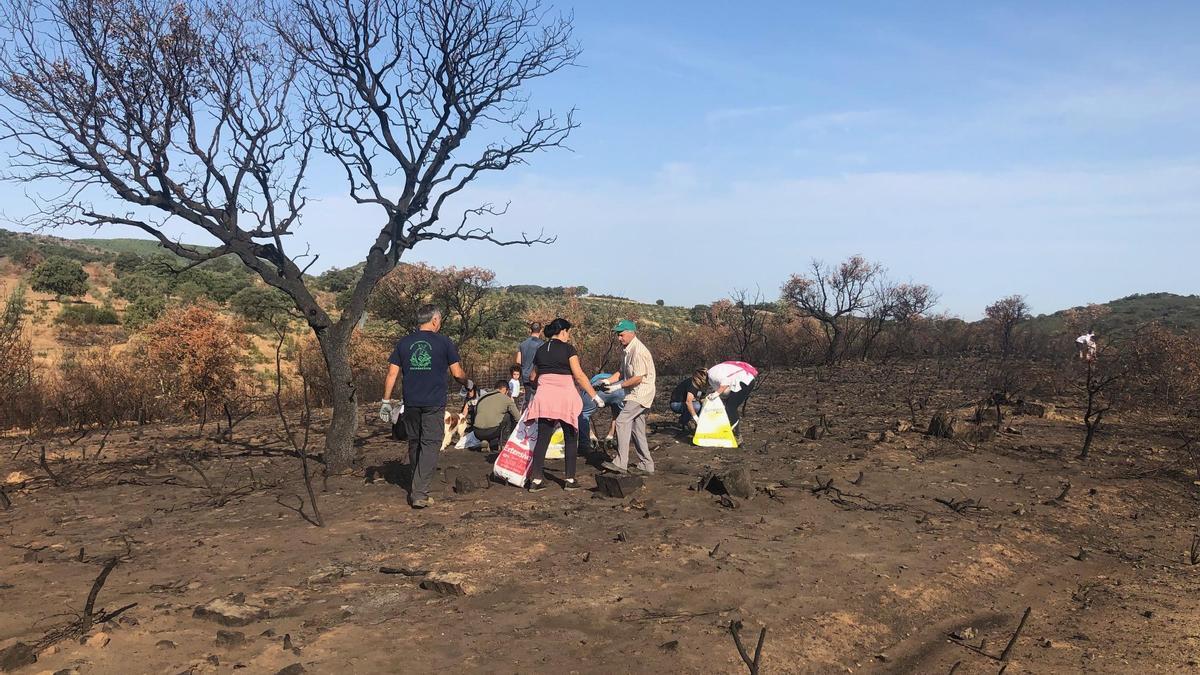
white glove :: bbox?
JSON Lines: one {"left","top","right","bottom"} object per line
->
{"left": 379, "top": 400, "right": 393, "bottom": 422}
{"left": 592, "top": 395, "right": 606, "bottom": 408}
{"left": 706, "top": 392, "right": 721, "bottom": 402}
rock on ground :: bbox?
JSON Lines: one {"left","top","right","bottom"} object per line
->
{"left": 193, "top": 597, "right": 269, "bottom": 627}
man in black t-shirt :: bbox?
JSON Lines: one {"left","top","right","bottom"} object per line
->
{"left": 669, "top": 369, "right": 706, "bottom": 433}
{"left": 380, "top": 304, "right": 472, "bottom": 509}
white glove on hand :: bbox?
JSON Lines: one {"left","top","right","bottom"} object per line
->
{"left": 592, "top": 394, "right": 606, "bottom": 408}
{"left": 706, "top": 392, "right": 721, "bottom": 402}
{"left": 379, "top": 400, "right": 393, "bottom": 423}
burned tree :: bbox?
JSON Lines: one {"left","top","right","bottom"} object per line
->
{"left": 781, "top": 255, "right": 882, "bottom": 365}
{"left": 861, "top": 280, "right": 936, "bottom": 360}
{"left": 0, "top": 285, "right": 32, "bottom": 426}
{"left": 708, "top": 289, "right": 770, "bottom": 363}
{"left": 1078, "top": 345, "right": 1123, "bottom": 460}
{"left": 0, "top": 0, "right": 577, "bottom": 471}
{"left": 984, "top": 295, "right": 1031, "bottom": 358}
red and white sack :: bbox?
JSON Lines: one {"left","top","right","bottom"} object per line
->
{"left": 492, "top": 409, "right": 538, "bottom": 486}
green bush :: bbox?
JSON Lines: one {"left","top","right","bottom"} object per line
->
{"left": 230, "top": 285, "right": 293, "bottom": 325}
{"left": 113, "top": 251, "right": 145, "bottom": 274}
{"left": 112, "top": 271, "right": 169, "bottom": 301}
{"left": 317, "top": 266, "right": 361, "bottom": 293}
{"left": 123, "top": 295, "right": 167, "bottom": 330}
{"left": 170, "top": 268, "right": 249, "bottom": 303}
{"left": 30, "top": 257, "right": 89, "bottom": 298}
{"left": 56, "top": 303, "right": 119, "bottom": 326}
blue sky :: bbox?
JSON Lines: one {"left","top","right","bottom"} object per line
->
{"left": 7, "top": 1, "right": 1200, "bottom": 317}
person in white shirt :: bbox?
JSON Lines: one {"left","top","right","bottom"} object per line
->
{"left": 1075, "top": 332, "right": 1097, "bottom": 362}
{"left": 507, "top": 365, "right": 522, "bottom": 399}
{"left": 705, "top": 361, "right": 758, "bottom": 439}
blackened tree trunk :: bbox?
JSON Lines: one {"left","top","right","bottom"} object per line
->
{"left": 316, "top": 328, "right": 359, "bottom": 470}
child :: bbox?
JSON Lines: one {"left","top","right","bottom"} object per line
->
{"left": 507, "top": 365, "right": 522, "bottom": 399}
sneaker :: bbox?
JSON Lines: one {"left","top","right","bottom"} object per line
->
{"left": 563, "top": 478, "right": 583, "bottom": 491}
{"left": 600, "top": 461, "right": 628, "bottom": 474}
{"left": 629, "top": 466, "right": 655, "bottom": 476}
{"left": 411, "top": 497, "right": 434, "bottom": 509}
{"left": 528, "top": 479, "right": 548, "bottom": 492}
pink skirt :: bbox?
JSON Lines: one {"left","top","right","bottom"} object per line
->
{"left": 525, "top": 373, "right": 582, "bottom": 430}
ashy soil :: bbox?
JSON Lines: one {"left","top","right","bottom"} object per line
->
{"left": 2, "top": 363, "right": 1198, "bottom": 674}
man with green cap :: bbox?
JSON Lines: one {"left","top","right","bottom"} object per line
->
{"left": 598, "top": 320, "right": 657, "bottom": 475}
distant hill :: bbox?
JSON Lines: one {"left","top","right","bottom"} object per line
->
{"left": 76, "top": 237, "right": 215, "bottom": 258}
{"left": 1029, "top": 292, "right": 1200, "bottom": 335}
{"left": 6, "top": 228, "right": 1197, "bottom": 336}
{"left": 0, "top": 228, "right": 113, "bottom": 264}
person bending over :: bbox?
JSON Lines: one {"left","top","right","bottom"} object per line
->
{"left": 705, "top": 360, "right": 758, "bottom": 442}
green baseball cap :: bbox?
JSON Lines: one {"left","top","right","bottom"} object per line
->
{"left": 613, "top": 319, "right": 637, "bottom": 333}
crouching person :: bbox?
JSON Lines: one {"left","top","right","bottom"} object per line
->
{"left": 670, "top": 368, "right": 707, "bottom": 433}
{"left": 473, "top": 379, "right": 521, "bottom": 450}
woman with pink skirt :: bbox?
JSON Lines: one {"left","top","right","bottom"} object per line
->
{"left": 525, "top": 318, "right": 605, "bottom": 492}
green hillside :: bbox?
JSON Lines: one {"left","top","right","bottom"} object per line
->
{"left": 1030, "top": 292, "right": 1200, "bottom": 334}
{"left": 6, "top": 228, "right": 1197, "bottom": 337}
{"left": 76, "top": 237, "right": 215, "bottom": 258}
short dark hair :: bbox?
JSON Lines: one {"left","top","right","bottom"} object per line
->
{"left": 417, "top": 304, "right": 441, "bottom": 325}
{"left": 544, "top": 317, "right": 572, "bottom": 338}
{"left": 510, "top": 364, "right": 521, "bottom": 374}
{"left": 495, "top": 379, "right": 510, "bottom": 391}
{"left": 529, "top": 321, "right": 543, "bottom": 333}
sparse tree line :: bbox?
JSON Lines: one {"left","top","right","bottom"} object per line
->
{"left": 0, "top": 0, "right": 1194, "bottom": 471}
{"left": 6, "top": 250, "right": 1200, "bottom": 468}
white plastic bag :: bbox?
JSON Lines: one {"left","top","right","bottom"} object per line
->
{"left": 493, "top": 409, "right": 537, "bottom": 486}
{"left": 693, "top": 398, "right": 738, "bottom": 448}
{"left": 455, "top": 430, "right": 482, "bottom": 450}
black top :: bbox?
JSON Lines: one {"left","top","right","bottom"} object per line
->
{"left": 533, "top": 339, "right": 577, "bottom": 376}
{"left": 671, "top": 377, "right": 700, "bottom": 405}
{"left": 388, "top": 330, "right": 461, "bottom": 407}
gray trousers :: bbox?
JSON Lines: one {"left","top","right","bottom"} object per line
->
{"left": 613, "top": 401, "right": 653, "bottom": 472}
{"left": 403, "top": 406, "right": 445, "bottom": 501}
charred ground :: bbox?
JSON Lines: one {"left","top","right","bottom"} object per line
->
{"left": 2, "top": 362, "right": 1198, "bottom": 674}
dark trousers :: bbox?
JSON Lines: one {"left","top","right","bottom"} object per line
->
{"left": 529, "top": 419, "right": 578, "bottom": 482}
{"left": 403, "top": 405, "right": 445, "bottom": 501}
{"left": 520, "top": 382, "right": 537, "bottom": 410}
{"left": 474, "top": 415, "right": 513, "bottom": 449}
{"left": 724, "top": 381, "right": 755, "bottom": 428}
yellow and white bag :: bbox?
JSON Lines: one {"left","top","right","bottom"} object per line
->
{"left": 545, "top": 428, "right": 567, "bottom": 459}
{"left": 693, "top": 398, "right": 738, "bottom": 448}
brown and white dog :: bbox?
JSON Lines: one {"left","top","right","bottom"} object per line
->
{"left": 440, "top": 410, "right": 470, "bottom": 451}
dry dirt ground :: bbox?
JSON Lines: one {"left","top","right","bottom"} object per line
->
{"left": 2, "top": 364, "right": 1199, "bottom": 674}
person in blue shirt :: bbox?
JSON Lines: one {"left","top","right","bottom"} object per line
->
{"left": 380, "top": 304, "right": 472, "bottom": 509}
{"left": 513, "top": 321, "right": 544, "bottom": 407}
{"left": 578, "top": 371, "right": 625, "bottom": 456}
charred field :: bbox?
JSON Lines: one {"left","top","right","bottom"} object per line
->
{"left": 2, "top": 361, "right": 1198, "bottom": 674}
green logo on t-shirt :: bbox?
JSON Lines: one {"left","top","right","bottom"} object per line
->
{"left": 409, "top": 340, "right": 434, "bottom": 370}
